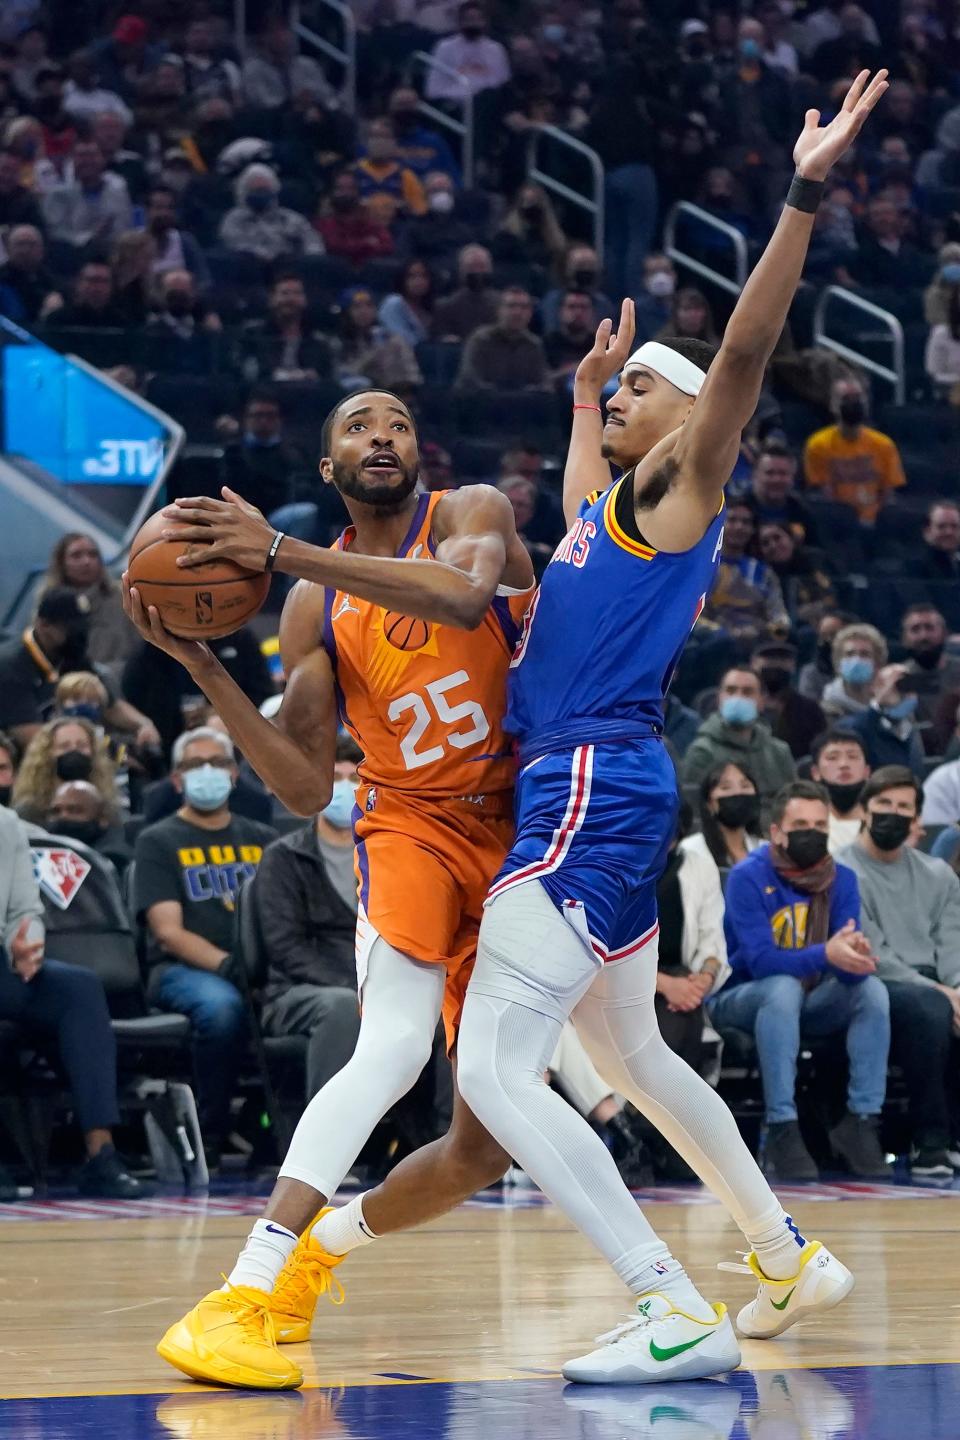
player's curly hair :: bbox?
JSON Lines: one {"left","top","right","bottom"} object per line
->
{"left": 12, "top": 716, "right": 117, "bottom": 825}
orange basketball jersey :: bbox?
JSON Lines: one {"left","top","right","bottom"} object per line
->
{"left": 321, "top": 491, "right": 531, "bottom": 798}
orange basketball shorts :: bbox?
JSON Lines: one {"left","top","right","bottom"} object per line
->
{"left": 352, "top": 784, "right": 514, "bottom": 1050}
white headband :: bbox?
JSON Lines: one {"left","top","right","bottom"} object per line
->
{"left": 624, "top": 341, "right": 706, "bottom": 397}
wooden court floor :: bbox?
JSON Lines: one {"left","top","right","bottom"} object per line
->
{"left": 1, "top": 1189, "right": 959, "bottom": 1437}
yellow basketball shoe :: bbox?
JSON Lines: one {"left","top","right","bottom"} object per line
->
{"left": 157, "top": 1283, "right": 303, "bottom": 1390}
{"left": 270, "top": 1207, "right": 347, "bottom": 1344}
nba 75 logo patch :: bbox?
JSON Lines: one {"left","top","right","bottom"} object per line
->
{"left": 195, "top": 591, "right": 214, "bottom": 626}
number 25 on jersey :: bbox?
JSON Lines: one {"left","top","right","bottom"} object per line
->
{"left": 387, "top": 670, "right": 490, "bottom": 771}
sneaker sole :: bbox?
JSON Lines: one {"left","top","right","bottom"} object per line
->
{"left": 738, "top": 1269, "right": 855, "bottom": 1340}
{"left": 561, "top": 1342, "right": 741, "bottom": 1385}
{"left": 910, "top": 1166, "right": 954, "bottom": 1179}
{"left": 156, "top": 1336, "right": 302, "bottom": 1390}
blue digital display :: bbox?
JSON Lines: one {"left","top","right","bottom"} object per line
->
{"left": 4, "top": 344, "right": 166, "bottom": 485}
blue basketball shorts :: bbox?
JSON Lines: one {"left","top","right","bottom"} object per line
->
{"left": 486, "top": 737, "right": 678, "bottom": 961}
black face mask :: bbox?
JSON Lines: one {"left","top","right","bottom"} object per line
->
{"left": 464, "top": 272, "right": 489, "bottom": 291}
{"left": 520, "top": 204, "right": 543, "bottom": 223}
{"left": 868, "top": 812, "right": 912, "bottom": 852}
{"left": 816, "top": 639, "right": 835, "bottom": 673}
{"left": 461, "top": 24, "right": 484, "bottom": 38}
{"left": 908, "top": 644, "right": 944, "bottom": 671}
{"left": 55, "top": 750, "right": 93, "bottom": 782}
{"left": 838, "top": 397, "right": 866, "bottom": 426}
{"left": 715, "top": 793, "right": 761, "bottom": 831}
{"left": 0, "top": 783, "right": 10, "bottom": 807}
{"left": 50, "top": 817, "right": 102, "bottom": 846}
{"left": 391, "top": 111, "right": 418, "bottom": 133}
{"left": 784, "top": 828, "right": 829, "bottom": 869}
{"left": 331, "top": 193, "right": 356, "bottom": 213}
{"left": 825, "top": 779, "right": 864, "bottom": 815}
{"left": 760, "top": 665, "right": 792, "bottom": 695}
{"left": 572, "top": 267, "right": 597, "bottom": 289}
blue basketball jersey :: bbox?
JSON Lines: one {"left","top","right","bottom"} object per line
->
{"left": 506, "top": 473, "right": 725, "bottom": 761}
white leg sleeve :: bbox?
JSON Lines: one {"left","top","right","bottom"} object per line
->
{"left": 551, "top": 1023, "right": 615, "bottom": 1118}
{"left": 279, "top": 937, "right": 444, "bottom": 1197}
{"left": 574, "top": 935, "right": 787, "bottom": 1240}
{"left": 457, "top": 883, "right": 669, "bottom": 1288}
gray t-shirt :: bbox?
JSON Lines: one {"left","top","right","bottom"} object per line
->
{"left": 317, "top": 834, "right": 359, "bottom": 914}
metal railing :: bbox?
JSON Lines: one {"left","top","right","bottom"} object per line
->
{"left": 663, "top": 202, "right": 749, "bottom": 297}
{"left": 526, "top": 125, "right": 604, "bottom": 258}
{"left": 813, "top": 286, "right": 906, "bottom": 405}
{"left": 410, "top": 51, "right": 474, "bottom": 188}
{"left": 290, "top": 0, "right": 356, "bottom": 113}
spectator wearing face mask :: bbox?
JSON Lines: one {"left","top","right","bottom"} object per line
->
{"left": 46, "top": 779, "right": 131, "bottom": 875}
{"left": 0, "top": 590, "right": 103, "bottom": 749}
{"left": 257, "top": 737, "right": 362, "bottom": 1101}
{"left": 803, "top": 376, "right": 906, "bottom": 527}
{"left": 633, "top": 253, "right": 677, "bottom": 343}
{"left": 143, "top": 268, "right": 222, "bottom": 371}
{"left": 797, "top": 609, "right": 857, "bottom": 705}
{"left": 351, "top": 116, "right": 427, "bottom": 229}
{"left": 681, "top": 667, "right": 796, "bottom": 806}
{"left": 431, "top": 242, "right": 499, "bottom": 340}
{"left": 683, "top": 761, "right": 764, "bottom": 871}
{"left": 821, "top": 623, "right": 888, "bottom": 723}
{"left": 540, "top": 244, "right": 614, "bottom": 335}
{"left": 12, "top": 716, "right": 118, "bottom": 826}
{"left": 709, "top": 779, "right": 891, "bottom": 1182}
{"left": 842, "top": 767, "right": 960, "bottom": 1179}
{"left": 846, "top": 663, "right": 926, "bottom": 779}
{"left": 135, "top": 727, "right": 277, "bottom": 1166}
{"left": 810, "top": 728, "right": 871, "bottom": 855}
{"left": 42, "top": 532, "right": 138, "bottom": 683}
{"left": 899, "top": 605, "right": 960, "bottom": 755}
{"left": 387, "top": 85, "right": 460, "bottom": 183}
{"left": 751, "top": 642, "right": 826, "bottom": 762}
{"left": 316, "top": 169, "right": 394, "bottom": 267}
{"left": 403, "top": 171, "right": 472, "bottom": 263}
{"left": 425, "top": 2, "right": 510, "bottom": 102}
{"left": 219, "top": 163, "right": 323, "bottom": 264}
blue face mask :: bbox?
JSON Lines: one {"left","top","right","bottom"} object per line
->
{"left": 720, "top": 696, "right": 758, "bottom": 727}
{"left": 322, "top": 778, "right": 356, "bottom": 830}
{"left": 61, "top": 701, "right": 103, "bottom": 725}
{"left": 941, "top": 263, "right": 960, "bottom": 284}
{"left": 246, "top": 191, "right": 273, "bottom": 213}
{"left": 740, "top": 37, "right": 761, "bottom": 60}
{"left": 840, "top": 656, "right": 874, "bottom": 686}
{"left": 885, "top": 694, "right": 918, "bottom": 721}
{"left": 182, "top": 764, "right": 233, "bottom": 812}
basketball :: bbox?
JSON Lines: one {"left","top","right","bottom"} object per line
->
{"left": 126, "top": 509, "right": 271, "bottom": 640}
{"left": 384, "top": 611, "right": 430, "bottom": 651}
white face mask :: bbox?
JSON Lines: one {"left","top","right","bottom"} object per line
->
{"left": 645, "top": 271, "right": 675, "bottom": 299}
{"left": 428, "top": 190, "right": 454, "bottom": 214}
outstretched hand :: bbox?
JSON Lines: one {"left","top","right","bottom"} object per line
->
{"left": 574, "top": 297, "right": 635, "bottom": 403}
{"left": 162, "top": 487, "right": 276, "bottom": 572}
{"left": 121, "top": 572, "right": 213, "bottom": 673}
{"left": 793, "top": 69, "right": 889, "bottom": 182}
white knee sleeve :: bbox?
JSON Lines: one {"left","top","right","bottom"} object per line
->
{"left": 279, "top": 937, "right": 443, "bottom": 1197}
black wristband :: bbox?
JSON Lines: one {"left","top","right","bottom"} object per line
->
{"left": 264, "top": 530, "right": 285, "bottom": 571}
{"left": 786, "top": 172, "right": 824, "bottom": 214}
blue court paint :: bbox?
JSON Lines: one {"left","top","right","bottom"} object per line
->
{"left": 3, "top": 1365, "right": 959, "bottom": 1440}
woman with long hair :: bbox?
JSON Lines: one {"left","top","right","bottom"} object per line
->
{"left": 683, "top": 761, "right": 764, "bottom": 871}
{"left": 378, "top": 257, "right": 435, "bottom": 348}
{"left": 654, "top": 286, "right": 719, "bottom": 345}
{"left": 334, "top": 285, "right": 422, "bottom": 393}
{"left": 40, "top": 532, "right": 138, "bottom": 679}
{"left": 493, "top": 181, "right": 568, "bottom": 278}
{"left": 111, "top": 229, "right": 156, "bottom": 327}
{"left": 12, "top": 715, "right": 118, "bottom": 825}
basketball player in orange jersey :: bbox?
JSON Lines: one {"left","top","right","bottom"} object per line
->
{"left": 123, "top": 388, "right": 535, "bottom": 1389}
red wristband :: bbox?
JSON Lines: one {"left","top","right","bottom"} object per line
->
{"left": 573, "top": 403, "right": 602, "bottom": 413}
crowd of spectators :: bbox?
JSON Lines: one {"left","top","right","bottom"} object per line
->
{"left": 0, "top": 1, "right": 960, "bottom": 1195}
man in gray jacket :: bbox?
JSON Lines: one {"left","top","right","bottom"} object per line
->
{"left": 0, "top": 806, "right": 146, "bottom": 1197}
{"left": 840, "top": 765, "right": 960, "bottom": 1180}
{"left": 681, "top": 666, "right": 796, "bottom": 804}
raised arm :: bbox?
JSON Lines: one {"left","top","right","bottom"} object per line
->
{"left": 564, "top": 298, "right": 634, "bottom": 527}
{"left": 121, "top": 574, "right": 337, "bottom": 816}
{"left": 648, "top": 70, "right": 888, "bottom": 549}
{"left": 166, "top": 483, "right": 534, "bottom": 631}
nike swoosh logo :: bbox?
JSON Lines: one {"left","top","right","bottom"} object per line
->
{"left": 771, "top": 1286, "right": 797, "bottom": 1311}
{"left": 265, "top": 1223, "right": 293, "bottom": 1237}
{"left": 649, "top": 1332, "right": 710, "bottom": 1363}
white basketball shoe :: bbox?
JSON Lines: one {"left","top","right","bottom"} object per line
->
{"left": 561, "top": 1294, "right": 741, "bottom": 1384}
{"left": 719, "top": 1239, "right": 854, "bottom": 1339}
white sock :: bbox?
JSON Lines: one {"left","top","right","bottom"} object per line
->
{"left": 226, "top": 1218, "right": 298, "bottom": 1293}
{"left": 629, "top": 1253, "right": 716, "bottom": 1322}
{"left": 312, "top": 1194, "right": 379, "bottom": 1257}
{"left": 748, "top": 1212, "right": 807, "bottom": 1280}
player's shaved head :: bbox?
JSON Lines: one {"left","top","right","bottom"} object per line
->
{"left": 320, "top": 389, "right": 420, "bottom": 512}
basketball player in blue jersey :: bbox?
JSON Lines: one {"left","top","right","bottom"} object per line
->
{"left": 448, "top": 69, "right": 890, "bottom": 1383}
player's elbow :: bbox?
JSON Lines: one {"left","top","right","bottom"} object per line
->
{"left": 284, "top": 778, "right": 332, "bottom": 818}
{"left": 445, "top": 593, "right": 490, "bottom": 630}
